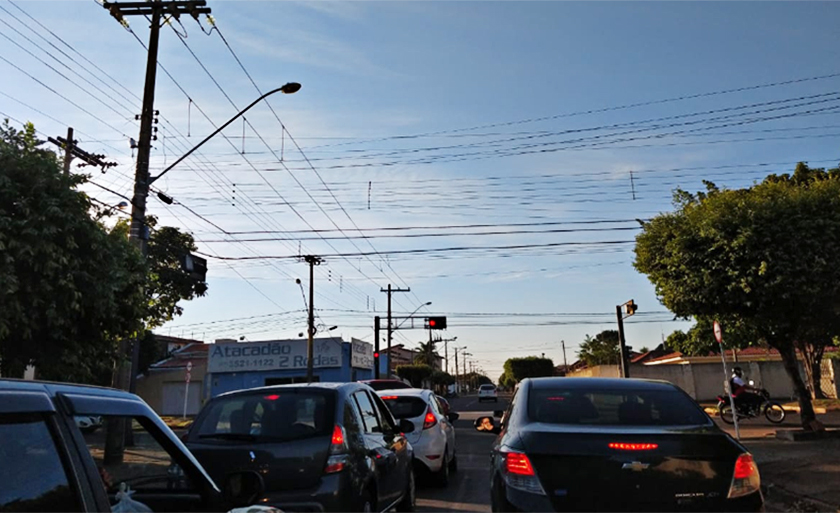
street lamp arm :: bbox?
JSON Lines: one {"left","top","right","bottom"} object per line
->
{"left": 150, "top": 82, "right": 300, "bottom": 184}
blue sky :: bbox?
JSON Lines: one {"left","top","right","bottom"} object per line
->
{"left": 3, "top": 1, "right": 840, "bottom": 379}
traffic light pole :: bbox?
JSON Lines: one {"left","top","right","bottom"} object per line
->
{"left": 381, "top": 285, "right": 410, "bottom": 378}
{"left": 616, "top": 305, "right": 630, "bottom": 378}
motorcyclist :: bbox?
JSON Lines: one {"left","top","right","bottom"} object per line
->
{"left": 730, "top": 367, "right": 763, "bottom": 414}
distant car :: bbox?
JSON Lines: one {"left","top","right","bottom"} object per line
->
{"left": 478, "top": 384, "right": 498, "bottom": 402}
{"left": 378, "top": 389, "right": 458, "bottom": 486}
{"left": 359, "top": 379, "right": 413, "bottom": 391}
{"left": 0, "top": 378, "right": 261, "bottom": 512}
{"left": 474, "top": 377, "right": 764, "bottom": 512}
{"left": 184, "top": 382, "right": 417, "bottom": 512}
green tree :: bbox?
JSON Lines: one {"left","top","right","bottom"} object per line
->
{"left": 395, "top": 364, "right": 433, "bottom": 387}
{"left": 503, "top": 356, "right": 555, "bottom": 382}
{"left": 0, "top": 121, "right": 145, "bottom": 380}
{"left": 665, "top": 316, "right": 761, "bottom": 357}
{"left": 413, "top": 340, "right": 441, "bottom": 367}
{"left": 634, "top": 164, "right": 840, "bottom": 430}
{"left": 577, "top": 330, "right": 622, "bottom": 367}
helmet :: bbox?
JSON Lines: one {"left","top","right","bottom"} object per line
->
{"left": 732, "top": 366, "right": 743, "bottom": 377}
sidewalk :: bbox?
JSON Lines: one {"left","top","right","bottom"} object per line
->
{"left": 743, "top": 438, "right": 840, "bottom": 512}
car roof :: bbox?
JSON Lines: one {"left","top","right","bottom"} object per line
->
{"left": 375, "top": 388, "right": 429, "bottom": 398}
{"left": 0, "top": 378, "right": 139, "bottom": 400}
{"left": 525, "top": 377, "right": 679, "bottom": 391}
{"left": 215, "top": 381, "right": 361, "bottom": 399}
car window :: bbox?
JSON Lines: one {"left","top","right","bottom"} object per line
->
{"left": 480, "top": 384, "right": 495, "bottom": 391}
{"left": 77, "top": 415, "right": 197, "bottom": 496}
{"left": 193, "top": 391, "right": 333, "bottom": 443}
{"left": 0, "top": 413, "right": 82, "bottom": 512}
{"left": 527, "top": 388, "right": 711, "bottom": 426}
{"left": 352, "top": 391, "right": 382, "bottom": 434}
{"left": 428, "top": 394, "right": 443, "bottom": 415}
{"left": 380, "top": 395, "right": 427, "bottom": 419}
{"left": 343, "top": 398, "right": 365, "bottom": 448}
{"left": 370, "top": 393, "right": 398, "bottom": 433}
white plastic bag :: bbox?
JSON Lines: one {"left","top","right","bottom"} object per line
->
{"left": 111, "top": 483, "right": 153, "bottom": 513}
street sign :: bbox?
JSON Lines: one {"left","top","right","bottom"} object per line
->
{"left": 713, "top": 321, "right": 723, "bottom": 344}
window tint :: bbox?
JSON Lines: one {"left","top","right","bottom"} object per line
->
{"left": 380, "top": 396, "right": 427, "bottom": 419}
{"left": 352, "top": 391, "right": 381, "bottom": 434}
{"left": 0, "top": 414, "right": 81, "bottom": 512}
{"left": 78, "top": 415, "right": 196, "bottom": 495}
{"left": 193, "top": 392, "right": 333, "bottom": 443}
{"left": 480, "top": 384, "right": 495, "bottom": 391}
{"left": 527, "top": 388, "right": 711, "bottom": 426}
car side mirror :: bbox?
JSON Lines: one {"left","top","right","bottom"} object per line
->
{"left": 448, "top": 412, "right": 460, "bottom": 422}
{"left": 223, "top": 470, "right": 265, "bottom": 508}
{"left": 399, "top": 418, "right": 415, "bottom": 434}
{"left": 474, "top": 416, "right": 501, "bottom": 434}
{"left": 493, "top": 410, "right": 504, "bottom": 418}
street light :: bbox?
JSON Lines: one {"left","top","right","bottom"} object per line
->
{"left": 396, "top": 301, "right": 432, "bottom": 329}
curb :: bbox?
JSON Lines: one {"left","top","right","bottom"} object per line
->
{"left": 763, "top": 482, "right": 839, "bottom": 513}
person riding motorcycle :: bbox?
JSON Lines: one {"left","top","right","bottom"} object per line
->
{"left": 730, "top": 367, "right": 763, "bottom": 414}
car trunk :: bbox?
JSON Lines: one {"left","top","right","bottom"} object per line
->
{"left": 189, "top": 436, "right": 332, "bottom": 491}
{"left": 380, "top": 396, "right": 427, "bottom": 446}
{"left": 520, "top": 425, "right": 741, "bottom": 512}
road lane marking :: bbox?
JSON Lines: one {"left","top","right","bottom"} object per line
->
{"left": 417, "top": 499, "right": 491, "bottom": 512}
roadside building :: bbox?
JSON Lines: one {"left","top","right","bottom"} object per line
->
{"left": 207, "top": 337, "right": 376, "bottom": 397}
{"left": 136, "top": 341, "right": 209, "bottom": 416}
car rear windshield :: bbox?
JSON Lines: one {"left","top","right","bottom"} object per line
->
{"left": 480, "top": 385, "right": 495, "bottom": 391}
{"left": 194, "top": 391, "right": 335, "bottom": 443}
{"left": 379, "top": 396, "right": 427, "bottom": 419}
{"left": 527, "top": 387, "right": 710, "bottom": 426}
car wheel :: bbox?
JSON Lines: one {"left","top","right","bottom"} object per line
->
{"left": 449, "top": 452, "right": 458, "bottom": 473}
{"left": 435, "top": 450, "right": 450, "bottom": 487}
{"left": 396, "top": 467, "right": 416, "bottom": 512}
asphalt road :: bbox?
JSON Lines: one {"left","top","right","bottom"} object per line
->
{"left": 415, "top": 394, "right": 509, "bottom": 513}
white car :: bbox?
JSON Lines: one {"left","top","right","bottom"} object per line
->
{"left": 377, "top": 389, "right": 458, "bottom": 486}
{"left": 478, "top": 384, "right": 498, "bottom": 402}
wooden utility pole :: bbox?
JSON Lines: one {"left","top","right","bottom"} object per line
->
{"left": 63, "top": 127, "right": 73, "bottom": 175}
{"left": 562, "top": 340, "right": 568, "bottom": 374}
{"left": 100, "top": 0, "right": 210, "bottom": 466}
{"left": 303, "top": 255, "right": 324, "bottom": 383}
{"left": 381, "top": 285, "right": 410, "bottom": 377}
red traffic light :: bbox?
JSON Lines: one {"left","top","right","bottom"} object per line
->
{"left": 374, "top": 352, "right": 380, "bottom": 358}
{"left": 429, "top": 319, "right": 437, "bottom": 327}
{"left": 425, "top": 316, "right": 447, "bottom": 330}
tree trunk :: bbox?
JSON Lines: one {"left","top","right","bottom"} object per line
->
{"left": 777, "top": 343, "right": 823, "bottom": 431}
{"left": 797, "top": 340, "right": 826, "bottom": 400}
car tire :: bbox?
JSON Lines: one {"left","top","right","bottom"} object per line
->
{"left": 396, "top": 467, "right": 416, "bottom": 512}
{"left": 435, "top": 450, "right": 450, "bottom": 487}
{"left": 449, "top": 452, "right": 458, "bottom": 473}
{"left": 359, "top": 488, "right": 375, "bottom": 513}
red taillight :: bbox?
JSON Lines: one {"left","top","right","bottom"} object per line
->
{"left": 331, "top": 425, "right": 344, "bottom": 446}
{"left": 423, "top": 407, "right": 437, "bottom": 430}
{"left": 504, "top": 452, "right": 535, "bottom": 476}
{"left": 381, "top": 396, "right": 398, "bottom": 400}
{"left": 264, "top": 394, "right": 280, "bottom": 401}
{"left": 608, "top": 443, "right": 658, "bottom": 451}
{"left": 733, "top": 454, "right": 756, "bottom": 479}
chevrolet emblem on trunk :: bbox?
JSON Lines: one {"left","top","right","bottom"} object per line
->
{"left": 622, "top": 461, "right": 650, "bottom": 471}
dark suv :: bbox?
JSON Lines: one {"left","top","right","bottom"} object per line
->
{"left": 184, "top": 382, "right": 417, "bottom": 512}
{"left": 0, "top": 378, "right": 261, "bottom": 512}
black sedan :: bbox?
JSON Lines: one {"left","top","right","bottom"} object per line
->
{"left": 474, "top": 377, "right": 763, "bottom": 512}
{"left": 184, "top": 382, "right": 417, "bottom": 512}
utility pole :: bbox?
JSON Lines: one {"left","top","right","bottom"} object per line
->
{"left": 380, "top": 285, "right": 410, "bottom": 377}
{"left": 63, "top": 127, "right": 73, "bottom": 175}
{"left": 48, "top": 131, "right": 117, "bottom": 175}
{"left": 454, "top": 348, "right": 459, "bottom": 393}
{"left": 100, "top": 0, "right": 210, "bottom": 466}
{"left": 303, "top": 255, "right": 324, "bottom": 383}
{"left": 374, "top": 316, "right": 381, "bottom": 379}
{"left": 616, "top": 299, "right": 638, "bottom": 378}
{"left": 562, "top": 340, "right": 568, "bottom": 375}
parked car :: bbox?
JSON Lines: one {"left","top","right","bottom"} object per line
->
{"left": 474, "top": 377, "right": 764, "bottom": 512}
{"left": 0, "top": 378, "right": 263, "bottom": 512}
{"left": 184, "top": 382, "right": 417, "bottom": 512}
{"left": 359, "top": 379, "right": 413, "bottom": 391}
{"left": 478, "top": 383, "right": 498, "bottom": 402}
{"left": 377, "top": 389, "right": 458, "bottom": 486}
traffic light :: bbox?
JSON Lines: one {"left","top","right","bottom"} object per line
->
{"left": 623, "top": 300, "right": 638, "bottom": 317}
{"left": 425, "top": 316, "right": 447, "bottom": 330}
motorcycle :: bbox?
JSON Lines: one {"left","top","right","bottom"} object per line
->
{"left": 717, "top": 387, "right": 786, "bottom": 424}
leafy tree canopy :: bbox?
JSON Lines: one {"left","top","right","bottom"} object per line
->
{"left": 395, "top": 364, "right": 433, "bottom": 387}
{"left": 577, "top": 330, "right": 622, "bottom": 367}
{"left": 503, "top": 356, "right": 555, "bottom": 383}
{"left": 634, "top": 163, "right": 840, "bottom": 429}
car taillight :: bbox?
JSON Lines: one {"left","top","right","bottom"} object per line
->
{"left": 501, "top": 450, "right": 545, "bottom": 495}
{"left": 608, "top": 443, "right": 658, "bottom": 451}
{"left": 423, "top": 407, "right": 437, "bottom": 430}
{"left": 381, "top": 395, "right": 398, "bottom": 400}
{"left": 325, "top": 425, "right": 349, "bottom": 474}
{"left": 728, "top": 454, "right": 761, "bottom": 499}
{"left": 504, "top": 452, "right": 535, "bottom": 476}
